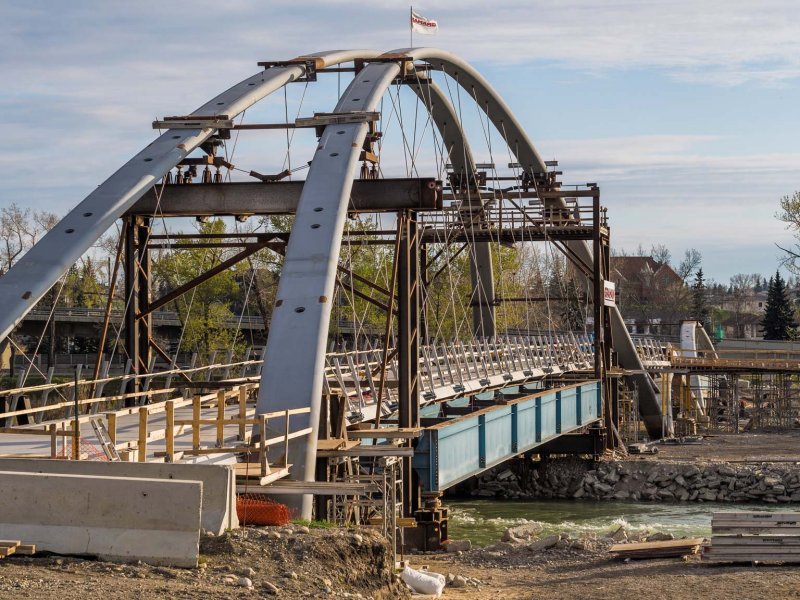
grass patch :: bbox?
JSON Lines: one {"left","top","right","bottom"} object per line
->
{"left": 291, "top": 518, "right": 338, "bottom": 529}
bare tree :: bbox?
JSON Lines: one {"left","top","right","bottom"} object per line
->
{"left": 676, "top": 248, "right": 702, "bottom": 282}
{"left": 778, "top": 191, "right": 800, "bottom": 273}
{"left": 650, "top": 244, "right": 671, "bottom": 266}
{"left": 0, "top": 204, "right": 57, "bottom": 275}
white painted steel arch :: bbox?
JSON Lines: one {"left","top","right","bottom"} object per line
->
{"left": 0, "top": 49, "right": 381, "bottom": 343}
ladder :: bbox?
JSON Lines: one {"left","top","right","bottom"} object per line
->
{"left": 90, "top": 418, "right": 120, "bottom": 461}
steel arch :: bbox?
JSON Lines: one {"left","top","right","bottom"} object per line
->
{"left": 0, "top": 50, "right": 381, "bottom": 343}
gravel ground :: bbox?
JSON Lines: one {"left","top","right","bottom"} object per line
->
{"left": 0, "top": 525, "right": 408, "bottom": 599}
{"left": 423, "top": 550, "right": 800, "bottom": 600}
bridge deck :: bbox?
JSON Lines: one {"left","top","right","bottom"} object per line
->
{"left": 413, "top": 380, "right": 601, "bottom": 492}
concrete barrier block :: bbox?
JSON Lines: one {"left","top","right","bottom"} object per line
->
{"left": 0, "top": 471, "right": 202, "bottom": 567}
{"left": 0, "top": 458, "right": 238, "bottom": 534}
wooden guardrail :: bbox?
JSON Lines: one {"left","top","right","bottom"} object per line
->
{"left": 0, "top": 383, "right": 312, "bottom": 479}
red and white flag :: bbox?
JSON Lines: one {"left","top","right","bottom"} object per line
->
{"left": 411, "top": 10, "right": 438, "bottom": 35}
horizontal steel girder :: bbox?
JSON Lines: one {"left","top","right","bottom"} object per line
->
{"left": 126, "top": 178, "right": 442, "bottom": 217}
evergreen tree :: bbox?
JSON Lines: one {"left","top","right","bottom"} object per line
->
{"left": 691, "top": 268, "right": 711, "bottom": 330}
{"left": 762, "top": 270, "right": 797, "bottom": 340}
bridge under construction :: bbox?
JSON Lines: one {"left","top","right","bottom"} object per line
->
{"left": 0, "top": 48, "right": 797, "bottom": 563}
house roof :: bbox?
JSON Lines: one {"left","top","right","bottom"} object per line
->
{"left": 610, "top": 256, "right": 683, "bottom": 285}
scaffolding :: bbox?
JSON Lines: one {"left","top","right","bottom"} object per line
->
{"left": 325, "top": 456, "right": 403, "bottom": 559}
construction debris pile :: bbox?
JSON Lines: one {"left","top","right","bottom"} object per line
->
{"left": 470, "top": 458, "right": 800, "bottom": 504}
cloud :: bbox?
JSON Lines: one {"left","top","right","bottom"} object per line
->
{"left": 1, "top": 1, "right": 797, "bottom": 283}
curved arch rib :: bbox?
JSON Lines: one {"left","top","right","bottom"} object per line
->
{"left": 406, "top": 80, "right": 496, "bottom": 336}
{"left": 0, "top": 50, "right": 380, "bottom": 343}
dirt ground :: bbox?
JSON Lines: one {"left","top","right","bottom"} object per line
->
{"left": 4, "top": 433, "right": 800, "bottom": 599}
{"left": 635, "top": 430, "right": 800, "bottom": 463}
{"left": 423, "top": 551, "right": 800, "bottom": 600}
{"left": 0, "top": 525, "right": 409, "bottom": 600}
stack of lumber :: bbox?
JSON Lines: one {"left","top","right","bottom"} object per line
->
{"left": 0, "top": 540, "right": 35, "bottom": 558}
{"left": 609, "top": 538, "right": 704, "bottom": 559}
{"left": 706, "top": 511, "right": 800, "bottom": 563}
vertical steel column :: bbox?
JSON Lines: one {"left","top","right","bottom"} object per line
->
{"left": 137, "top": 217, "right": 152, "bottom": 401}
{"left": 124, "top": 216, "right": 151, "bottom": 404}
{"left": 398, "top": 210, "right": 421, "bottom": 517}
{"left": 123, "top": 216, "right": 139, "bottom": 401}
{"left": 592, "top": 188, "right": 614, "bottom": 448}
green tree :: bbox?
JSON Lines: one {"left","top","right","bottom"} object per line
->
{"left": 691, "top": 268, "right": 711, "bottom": 331}
{"left": 761, "top": 270, "right": 796, "bottom": 340}
{"left": 152, "top": 219, "right": 243, "bottom": 359}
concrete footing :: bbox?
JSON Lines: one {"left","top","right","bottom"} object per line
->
{"left": 0, "top": 470, "right": 202, "bottom": 567}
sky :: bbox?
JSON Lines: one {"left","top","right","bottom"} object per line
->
{"left": 2, "top": 0, "right": 800, "bottom": 284}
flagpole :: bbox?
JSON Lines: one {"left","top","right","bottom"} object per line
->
{"left": 410, "top": 5, "right": 413, "bottom": 47}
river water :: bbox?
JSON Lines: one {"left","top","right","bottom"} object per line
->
{"left": 448, "top": 499, "right": 792, "bottom": 546}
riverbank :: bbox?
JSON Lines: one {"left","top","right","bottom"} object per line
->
{"left": 465, "top": 432, "right": 800, "bottom": 504}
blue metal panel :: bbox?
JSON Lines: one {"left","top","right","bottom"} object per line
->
{"left": 483, "top": 405, "right": 513, "bottom": 467}
{"left": 516, "top": 398, "right": 537, "bottom": 450}
{"left": 560, "top": 387, "right": 578, "bottom": 429}
{"left": 434, "top": 415, "right": 481, "bottom": 488}
{"left": 539, "top": 392, "right": 558, "bottom": 441}
{"left": 581, "top": 381, "right": 600, "bottom": 421}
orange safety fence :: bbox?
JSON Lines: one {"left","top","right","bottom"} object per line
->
{"left": 56, "top": 438, "right": 109, "bottom": 461}
{"left": 236, "top": 494, "right": 292, "bottom": 526}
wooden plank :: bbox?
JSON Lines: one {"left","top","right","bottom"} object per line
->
{"left": 347, "top": 427, "right": 421, "bottom": 439}
{"left": 316, "top": 439, "right": 358, "bottom": 451}
{"left": 235, "top": 465, "right": 291, "bottom": 486}
{"left": 0, "top": 541, "right": 21, "bottom": 548}
{"left": 316, "top": 446, "right": 414, "bottom": 458}
{"left": 609, "top": 538, "right": 704, "bottom": 552}
{"left": 0, "top": 547, "right": 16, "bottom": 558}
{"left": 15, "top": 544, "right": 35, "bottom": 555}
{"left": 236, "top": 480, "right": 370, "bottom": 495}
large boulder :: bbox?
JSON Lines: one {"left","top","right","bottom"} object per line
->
{"left": 502, "top": 522, "right": 544, "bottom": 543}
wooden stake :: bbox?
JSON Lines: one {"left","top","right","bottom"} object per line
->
{"left": 238, "top": 386, "right": 247, "bottom": 441}
{"left": 216, "top": 390, "right": 225, "bottom": 447}
{"left": 192, "top": 395, "right": 201, "bottom": 450}
{"left": 138, "top": 407, "right": 148, "bottom": 462}
{"left": 49, "top": 423, "right": 57, "bottom": 458}
{"left": 165, "top": 399, "right": 175, "bottom": 462}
